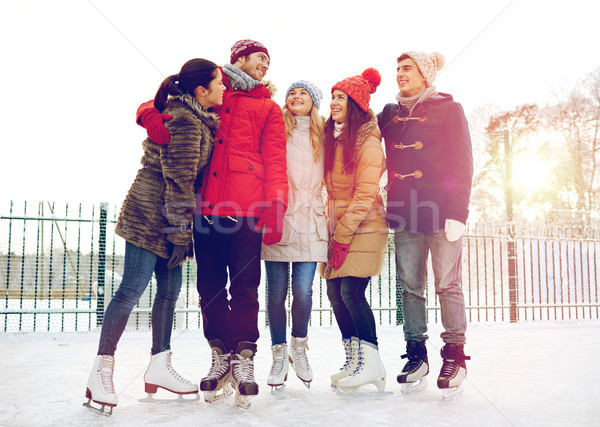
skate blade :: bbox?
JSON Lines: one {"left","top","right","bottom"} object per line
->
{"left": 336, "top": 388, "right": 393, "bottom": 397}
{"left": 269, "top": 383, "right": 286, "bottom": 394}
{"left": 400, "top": 377, "right": 428, "bottom": 395}
{"left": 83, "top": 399, "right": 114, "bottom": 416}
{"left": 441, "top": 384, "right": 464, "bottom": 400}
{"left": 204, "top": 382, "right": 234, "bottom": 403}
{"left": 290, "top": 361, "right": 312, "bottom": 389}
{"left": 234, "top": 393, "right": 254, "bottom": 409}
{"left": 293, "top": 373, "right": 312, "bottom": 388}
{"left": 139, "top": 392, "right": 200, "bottom": 403}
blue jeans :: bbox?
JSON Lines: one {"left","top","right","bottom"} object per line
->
{"left": 327, "top": 276, "right": 378, "bottom": 347}
{"left": 394, "top": 228, "right": 467, "bottom": 345}
{"left": 265, "top": 261, "right": 316, "bottom": 345}
{"left": 98, "top": 241, "right": 182, "bottom": 356}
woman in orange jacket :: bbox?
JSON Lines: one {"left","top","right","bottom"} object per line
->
{"left": 320, "top": 69, "right": 389, "bottom": 395}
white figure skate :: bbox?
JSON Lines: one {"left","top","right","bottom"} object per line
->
{"left": 289, "top": 336, "right": 312, "bottom": 389}
{"left": 139, "top": 350, "right": 199, "bottom": 403}
{"left": 83, "top": 355, "right": 118, "bottom": 416}
{"left": 267, "top": 343, "right": 289, "bottom": 393}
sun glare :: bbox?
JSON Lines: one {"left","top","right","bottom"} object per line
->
{"left": 513, "top": 156, "right": 550, "bottom": 194}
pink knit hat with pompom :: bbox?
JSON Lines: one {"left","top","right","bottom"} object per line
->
{"left": 332, "top": 68, "right": 381, "bottom": 112}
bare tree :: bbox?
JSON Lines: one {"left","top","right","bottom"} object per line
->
{"left": 482, "top": 104, "right": 541, "bottom": 221}
{"left": 549, "top": 67, "right": 600, "bottom": 225}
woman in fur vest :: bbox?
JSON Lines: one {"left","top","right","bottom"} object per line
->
{"left": 321, "top": 68, "right": 389, "bottom": 394}
{"left": 84, "top": 58, "right": 225, "bottom": 415}
{"left": 262, "top": 80, "right": 328, "bottom": 392}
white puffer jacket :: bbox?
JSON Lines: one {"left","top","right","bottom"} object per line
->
{"left": 261, "top": 116, "right": 328, "bottom": 262}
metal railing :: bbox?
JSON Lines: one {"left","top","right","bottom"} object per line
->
{"left": 1, "top": 201, "right": 599, "bottom": 332}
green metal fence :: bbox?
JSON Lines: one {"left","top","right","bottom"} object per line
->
{"left": 1, "top": 201, "right": 599, "bottom": 333}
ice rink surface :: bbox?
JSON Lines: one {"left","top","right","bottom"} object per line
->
{"left": 1, "top": 320, "right": 599, "bottom": 426}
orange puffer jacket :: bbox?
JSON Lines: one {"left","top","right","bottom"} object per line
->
{"left": 320, "top": 112, "right": 389, "bottom": 280}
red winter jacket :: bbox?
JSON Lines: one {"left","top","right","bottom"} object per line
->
{"left": 137, "top": 70, "right": 288, "bottom": 219}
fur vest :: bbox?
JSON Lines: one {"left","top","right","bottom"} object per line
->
{"left": 116, "top": 94, "right": 219, "bottom": 259}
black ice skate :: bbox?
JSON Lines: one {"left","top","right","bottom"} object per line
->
{"left": 437, "top": 343, "right": 470, "bottom": 400}
{"left": 397, "top": 340, "right": 429, "bottom": 395}
{"left": 200, "top": 339, "right": 233, "bottom": 403}
{"left": 230, "top": 341, "right": 259, "bottom": 408}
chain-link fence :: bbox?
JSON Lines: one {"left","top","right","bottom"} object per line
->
{"left": 1, "top": 201, "right": 599, "bottom": 332}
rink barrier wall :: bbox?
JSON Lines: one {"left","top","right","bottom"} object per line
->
{"left": 1, "top": 201, "right": 599, "bottom": 332}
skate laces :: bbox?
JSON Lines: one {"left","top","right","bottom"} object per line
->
{"left": 232, "top": 354, "right": 255, "bottom": 383}
{"left": 341, "top": 340, "right": 353, "bottom": 369}
{"left": 98, "top": 355, "right": 116, "bottom": 394}
{"left": 164, "top": 351, "right": 193, "bottom": 385}
{"left": 439, "top": 347, "right": 470, "bottom": 377}
{"left": 351, "top": 347, "right": 365, "bottom": 375}
{"left": 402, "top": 356, "right": 422, "bottom": 373}
{"left": 440, "top": 359, "right": 459, "bottom": 377}
{"left": 401, "top": 349, "right": 424, "bottom": 373}
{"left": 207, "top": 350, "right": 231, "bottom": 379}
{"left": 291, "top": 339, "right": 311, "bottom": 373}
{"left": 270, "top": 344, "right": 287, "bottom": 376}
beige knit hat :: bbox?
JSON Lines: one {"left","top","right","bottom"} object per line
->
{"left": 398, "top": 51, "right": 445, "bottom": 86}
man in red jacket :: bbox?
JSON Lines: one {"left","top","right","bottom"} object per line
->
{"left": 377, "top": 51, "right": 473, "bottom": 401}
{"left": 136, "top": 40, "right": 287, "bottom": 408}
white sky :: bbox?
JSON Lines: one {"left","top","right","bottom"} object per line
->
{"left": 1, "top": 0, "right": 599, "bottom": 207}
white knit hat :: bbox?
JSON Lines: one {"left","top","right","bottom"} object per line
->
{"left": 398, "top": 51, "right": 445, "bottom": 86}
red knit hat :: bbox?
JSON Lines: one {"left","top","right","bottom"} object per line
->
{"left": 332, "top": 68, "right": 381, "bottom": 112}
{"left": 230, "top": 39, "right": 270, "bottom": 64}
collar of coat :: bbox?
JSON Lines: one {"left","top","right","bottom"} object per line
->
{"left": 355, "top": 110, "right": 381, "bottom": 148}
{"left": 170, "top": 94, "right": 219, "bottom": 129}
{"left": 221, "top": 64, "right": 277, "bottom": 98}
{"left": 398, "top": 91, "right": 454, "bottom": 116}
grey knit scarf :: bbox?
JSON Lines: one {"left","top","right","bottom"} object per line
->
{"left": 396, "top": 86, "right": 438, "bottom": 115}
{"left": 222, "top": 63, "right": 261, "bottom": 92}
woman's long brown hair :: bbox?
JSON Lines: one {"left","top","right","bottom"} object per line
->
{"left": 323, "top": 96, "right": 371, "bottom": 176}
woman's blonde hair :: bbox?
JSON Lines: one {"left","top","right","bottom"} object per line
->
{"left": 282, "top": 104, "right": 325, "bottom": 162}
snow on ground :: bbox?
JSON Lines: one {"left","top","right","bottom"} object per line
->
{"left": 1, "top": 320, "right": 599, "bottom": 426}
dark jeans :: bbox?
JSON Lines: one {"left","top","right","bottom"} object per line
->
{"left": 98, "top": 241, "right": 182, "bottom": 356}
{"left": 327, "top": 276, "right": 378, "bottom": 347}
{"left": 194, "top": 215, "right": 262, "bottom": 352}
{"left": 265, "top": 261, "right": 316, "bottom": 345}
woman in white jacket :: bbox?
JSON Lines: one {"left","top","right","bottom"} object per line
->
{"left": 262, "top": 80, "right": 327, "bottom": 391}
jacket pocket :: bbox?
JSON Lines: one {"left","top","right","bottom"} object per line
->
{"left": 226, "top": 151, "right": 266, "bottom": 213}
{"left": 313, "top": 205, "right": 329, "bottom": 241}
{"left": 228, "top": 151, "right": 265, "bottom": 180}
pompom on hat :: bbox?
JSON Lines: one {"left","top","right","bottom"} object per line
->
{"left": 285, "top": 80, "right": 323, "bottom": 110}
{"left": 331, "top": 68, "right": 381, "bottom": 112}
{"left": 230, "top": 39, "right": 270, "bottom": 64}
{"left": 398, "top": 51, "right": 445, "bottom": 86}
